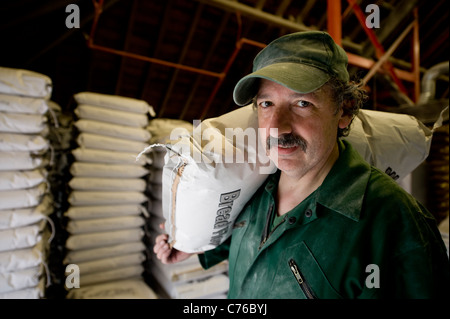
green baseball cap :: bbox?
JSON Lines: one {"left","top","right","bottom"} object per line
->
{"left": 233, "top": 31, "right": 349, "bottom": 106}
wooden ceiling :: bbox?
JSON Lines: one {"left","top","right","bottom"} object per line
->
{"left": 1, "top": 0, "right": 448, "bottom": 122}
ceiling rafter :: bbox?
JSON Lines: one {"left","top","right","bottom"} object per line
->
{"left": 180, "top": 11, "right": 233, "bottom": 119}
{"left": 158, "top": 2, "right": 205, "bottom": 117}
{"left": 115, "top": 0, "right": 139, "bottom": 95}
{"left": 1, "top": 0, "right": 447, "bottom": 121}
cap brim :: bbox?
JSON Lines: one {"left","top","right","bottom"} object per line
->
{"left": 233, "top": 62, "right": 330, "bottom": 106}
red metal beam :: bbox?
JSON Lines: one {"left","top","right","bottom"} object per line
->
{"left": 199, "top": 38, "right": 266, "bottom": 119}
{"left": 327, "top": 0, "right": 342, "bottom": 46}
{"left": 346, "top": 0, "right": 409, "bottom": 95}
{"left": 412, "top": 7, "right": 420, "bottom": 102}
{"left": 87, "top": 42, "right": 224, "bottom": 79}
{"left": 347, "top": 52, "right": 416, "bottom": 82}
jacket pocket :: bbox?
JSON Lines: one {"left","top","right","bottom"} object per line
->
{"left": 271, "top": 241, "right": 343, "bottom": 299}
{"left": 288, "top": 258, "right": 317, "bottom": 299}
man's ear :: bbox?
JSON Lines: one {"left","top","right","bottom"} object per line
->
{"left": 338, "top": 113, "right": 353, "bottom": 130}
{"left": 337, "top": 99, "right": 355, "bottom": 130}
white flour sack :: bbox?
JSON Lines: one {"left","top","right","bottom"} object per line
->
{"left": 137, "top": 105, "right": 276, "bottom": 253}
{"left": 344, "top": 109, "right": 438, "bottom": 180}
{"left": 0, "top": 67, "right": 52, "bottom": 99}
{"left": 141, "top": 105, "right": 438, "bottom": 253}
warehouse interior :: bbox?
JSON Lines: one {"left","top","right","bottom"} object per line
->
{"left": 0, "top": 0, "right": 448, "bottom": 299}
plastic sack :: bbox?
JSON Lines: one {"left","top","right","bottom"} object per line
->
{"left": 65, "top": 228, "right": 144, "bottom": 250}
{"left": 66, "top": 277, "right": 156, "bottom": 299}
{"left": 0, "top": 169, "right": 47, "bottom": 191}
{"left": 63, "top": 241, "right": 146, "bottom": 264}
{"left": 72, "top": 148, "right": 151, "bottom": 166}
{"left": 0, "top": 266, "right": 41, "bottom": 294}
{"left": 0, "top": 223, "right": 43, "bottom": 252}
{"left": 344, "top": 108, "right": 435, "bottom": 180}
{"left": 74, "top": 91, "right": 155, "bottom": 116}
{"left": 0, "top": 133, "right": 49, "bottom": 152}
{"left": 0, "top": 94, "right": 49, "bottom": 114}
{"left": 0, "top": 241, "right": 44, "bottom": 272}
{"left": 148, "top": 104, "right": 438, "bottom": 253}
{"left": 66, "top": 215, "right": 146, "bottom": 234}
{"left": 75, "top": 119, "right": 151, "bottom": 142}
{"left": 144, "top": 105, "right": 275, "bottom": 253}
{"left": 74, "top": 104, "right": 148, "bottom": 128}
{"left": 76, "top": 132, "right": 149, "bottom": 153}
{"left": 0, "top": 195, "right": 52, "bottom": 229}
{"left": 69, "top": 162, "right": 149, "bottom": 178}
{"left": 0, "top": 66, "right": 52, "bottom": 99}
{"left": 0, "top": 112, "right": 47, "bottom": 134}
{"left": 0, "top": 151, "right": 46, "bottom": 171}
{"left": 0, "top": 280, "right": 45, "bottom": 299}
{"left": 74, "top": 252, "right": 146, "bottom": 275}
{"left": 64, "top": 204, "right": 147, "bottom": 220}
{"left": 80, "top": 265, "right": 144, "bottom": 287}
{"left": 0, "top": 183, "right": 48, "bottom": 210}
{"left": 68, "top": 190, "right": 148, "bottom": 206}
{"left": 69, "top": 177, "right": 146, "bottom": 192}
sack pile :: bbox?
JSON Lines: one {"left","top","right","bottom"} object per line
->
{"left": 63, "top": 92, "right": 157, "bottom": 297}
{"left": 150, "top": 254, "right": 229, "bottom": 299}
{"left": 143, "top": 118, "right": 230, "bottom": 299}
{"left": 0, "top": 66, "right": 55, "bottom": 298}
{"left": 41, "top": 99, "right": 77, "bottom": 298}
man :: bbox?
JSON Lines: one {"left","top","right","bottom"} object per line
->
{"left": 154, "top": 31, "right": 450, "bottom": 298}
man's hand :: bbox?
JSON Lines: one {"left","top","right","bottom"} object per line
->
{"left": 153, "top": 224, "right": 193, "bottom": 264}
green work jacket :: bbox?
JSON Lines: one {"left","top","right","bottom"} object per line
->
{"left": 199, "top": 140, "right": 450, "bottom": 299}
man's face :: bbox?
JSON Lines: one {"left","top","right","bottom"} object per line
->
{"left": 256, "top": 79, "right": 351, "bottom": 178}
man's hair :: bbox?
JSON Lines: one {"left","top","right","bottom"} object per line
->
{"left": 251, "top": 77, "right": 367, "bottom": 138}
{"left": 325, "top": 77, "right": 367, "bottom": 137}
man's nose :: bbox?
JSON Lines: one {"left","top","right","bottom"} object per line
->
{"left": 269, "top": 107, "right": 292, "bottom": 135}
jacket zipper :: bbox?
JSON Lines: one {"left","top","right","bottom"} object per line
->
{"left": 259, "top": 204, "right": 287, "bottom": 250}
{"left": 288, "top": 259, "right": 316, "bottom": 299}
{"left": 259, "top": 204, "right": 273, "bottom": 249}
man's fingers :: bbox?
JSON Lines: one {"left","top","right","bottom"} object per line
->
{"left": 153, "top": 234, "right": 168, "bottom": 253}
{"left": 157, "top": 243, "right": 171, "bottom": 263}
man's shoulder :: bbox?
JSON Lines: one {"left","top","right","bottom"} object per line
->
{"left": 362, "top": 165, "right": 437, "bottom": 228}
{"left": 366, "top": 166, "right": 414, "bottom": 202}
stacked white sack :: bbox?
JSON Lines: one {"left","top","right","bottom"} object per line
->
{"left": 64, "top": 92, "right": 157, "bottom": 298}
{"left": 150, "top": 253, "right": 229, "bottom": 299}
{"left": 144, "top": 118, "right": 229, "bottom": 299}
{"left": 0, "top": 66, "right": 55, "bottom": 299}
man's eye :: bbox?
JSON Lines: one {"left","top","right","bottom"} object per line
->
{"left": 296, "top": 100, "right": 312, "bottom": 108}
{"left": 258, "top": 101, "right": 273, "bottom": 108}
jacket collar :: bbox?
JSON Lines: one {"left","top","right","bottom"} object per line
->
{"left": 265, "top": 139, "right": 371, "bottom": 222}
{"left": 315, "top": 139, "right": 371, "bottom": 221}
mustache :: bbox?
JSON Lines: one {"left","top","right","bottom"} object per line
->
{"left": 266, "top": 133, "right": 307, "bottom": 152}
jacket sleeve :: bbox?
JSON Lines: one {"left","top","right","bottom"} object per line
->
{"left": 359, "top": 201, "right": 450, "bottom": 299}
{"left": 383, "top": 244, "right": 450, "bottom": 299}
{"left": 386, "top": 202, "right": 450, "bottom": 299}
{"left": 198, "top": 236, "right": 231, "bottom": 269}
